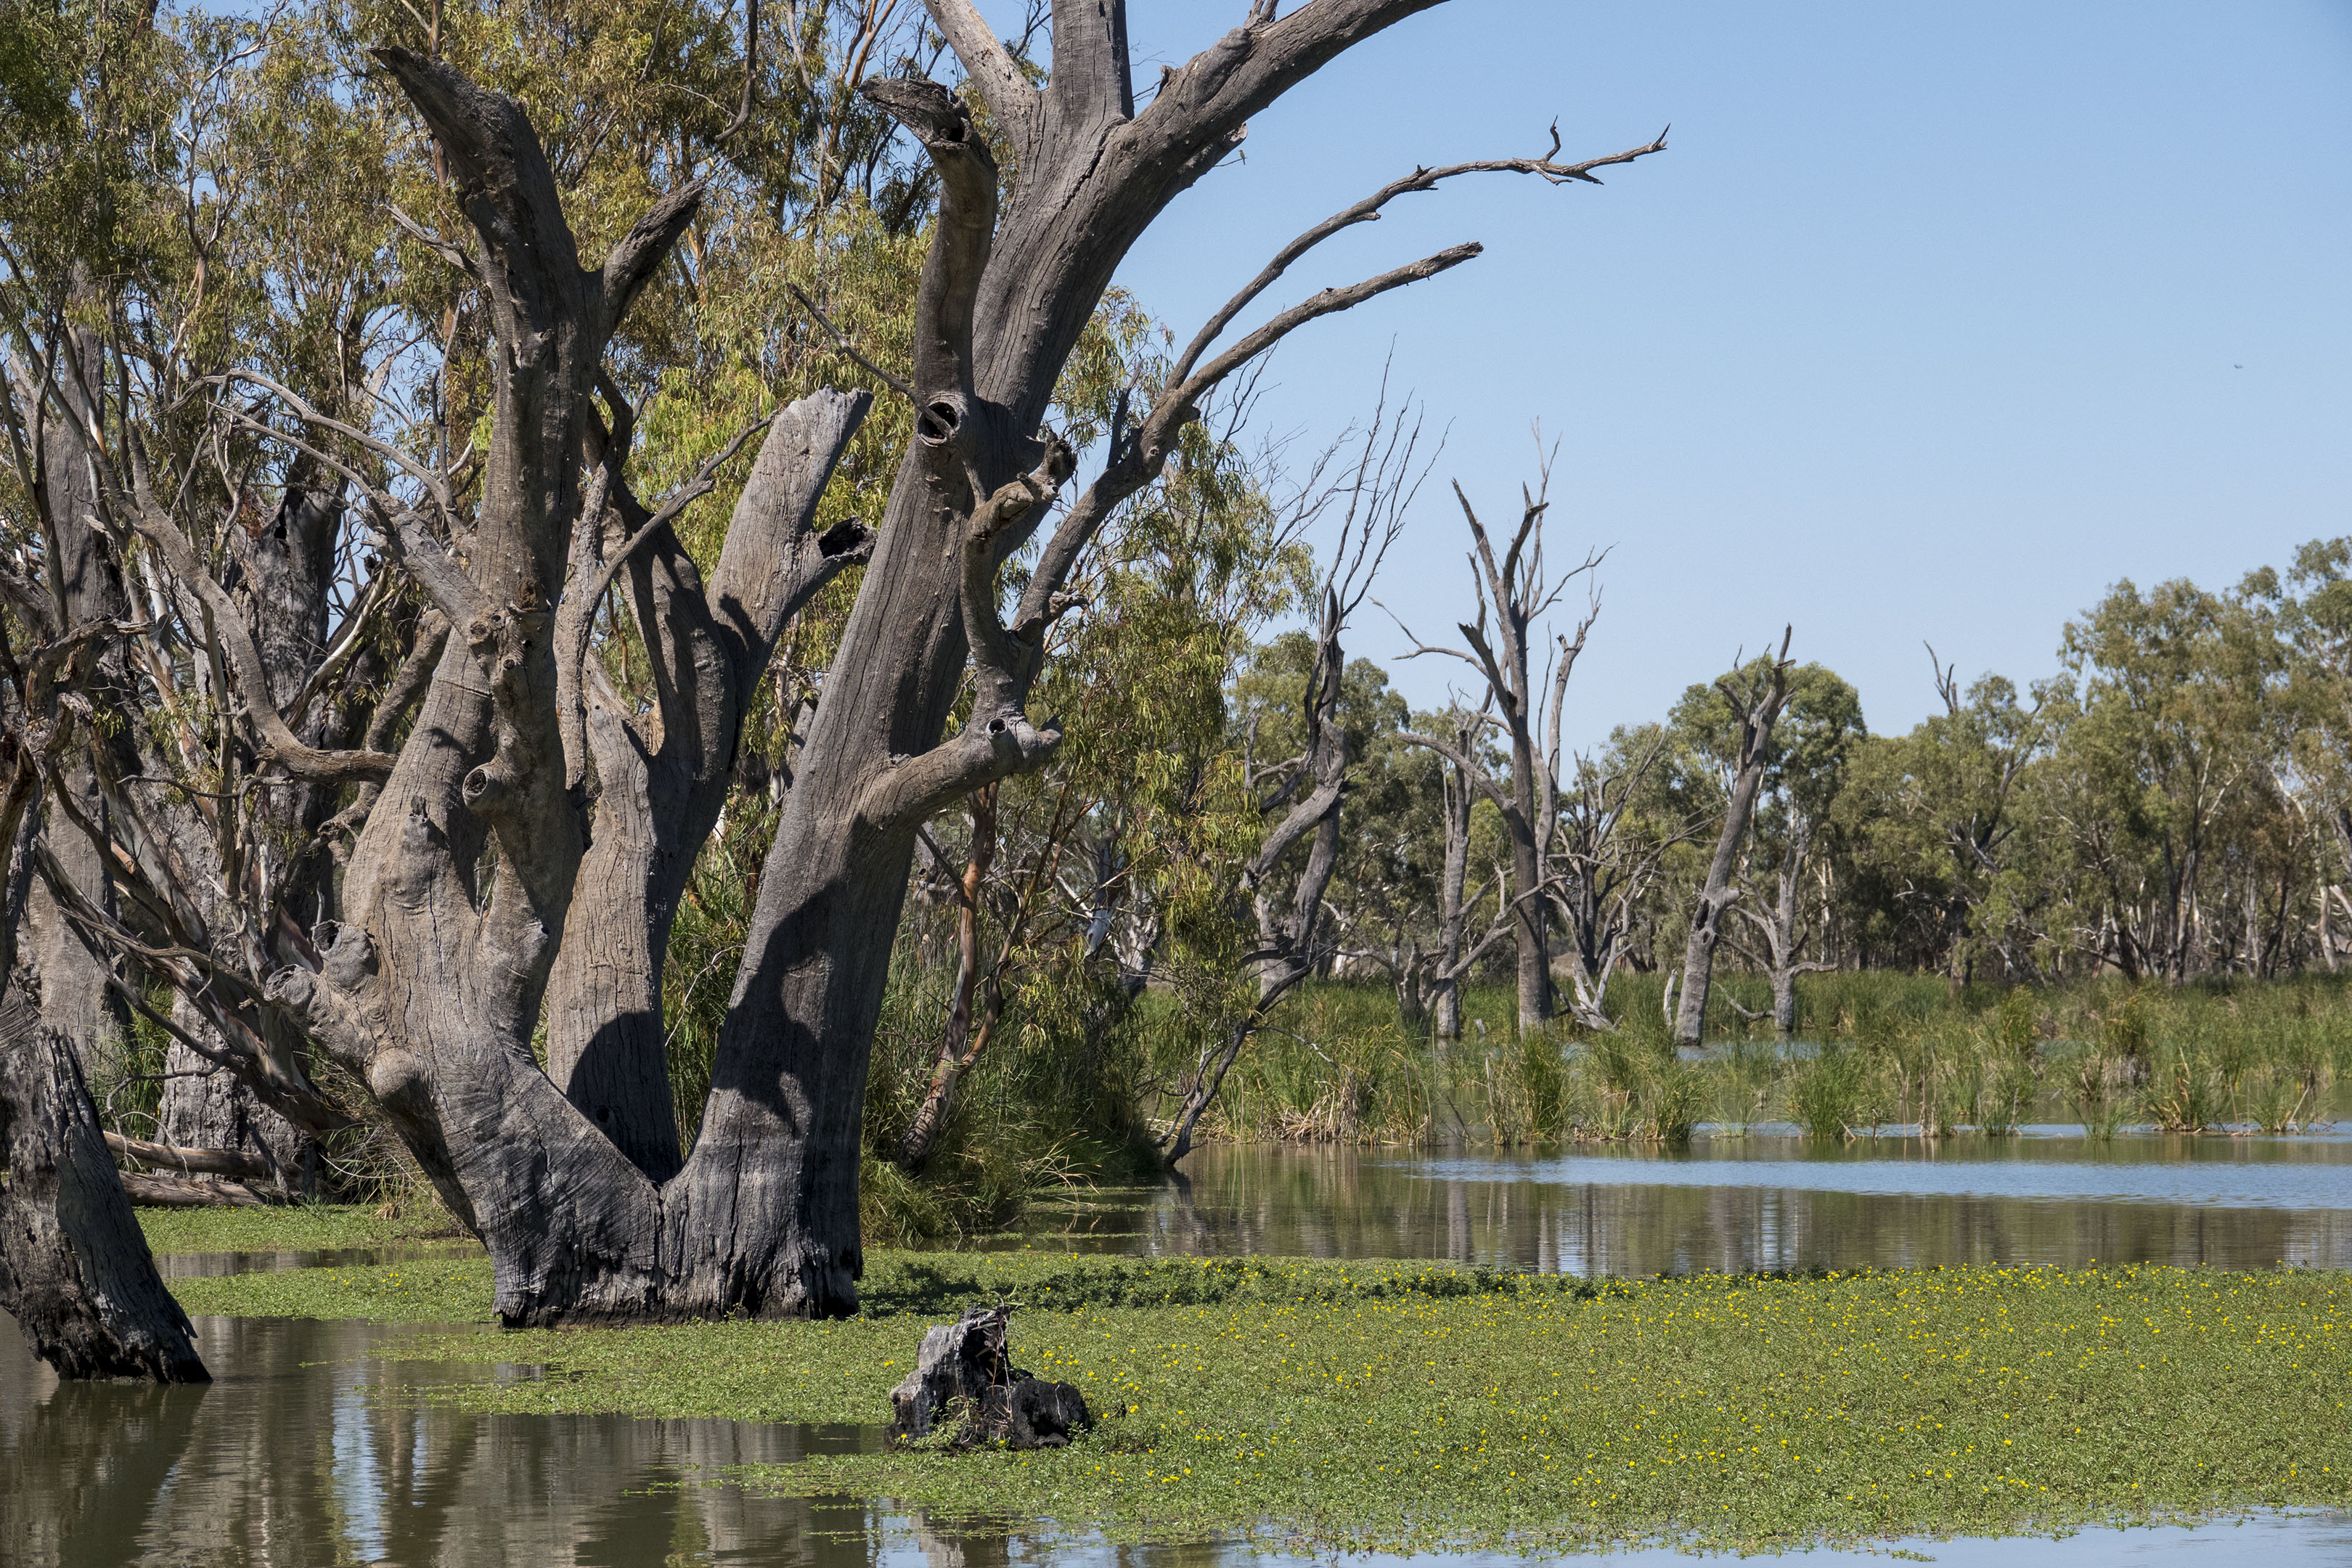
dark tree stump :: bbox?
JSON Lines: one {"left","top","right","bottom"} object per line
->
{"left": 0, "top": 1000, "right": 209, "bottom": 1381}
{"left": 888, "top": 1304, "right": 1091, "bottom": 1450}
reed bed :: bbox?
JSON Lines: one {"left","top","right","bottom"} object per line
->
{"left": 1164, "top": 972, "right": 2352, "bottom": 1149}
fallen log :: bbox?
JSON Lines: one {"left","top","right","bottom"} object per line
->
{"left": 116, "top": 1170, "right": 267, "bottom": 1208}
{"left": 105, "top": 1131, "right": 275, "bottom": 1180}
{"left": 105, "top": 1128, "right": 272, "bottom": 1175}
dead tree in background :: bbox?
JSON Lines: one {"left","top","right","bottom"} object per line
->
{"left": 1548, "top": 731, "right": 1681, "bottom": 1031}
{"left": 1671, "top": 629, "right": 1793, "bottom": 1050}
{"left": 1725, "top": 816, "right": 1832, "bottom": 1040}
{"left": 1161, "top": 407, "right": 1424, "bottom": 1164}
{"left": 1397, "top": 451, "right": 1604, "bottom": 1033}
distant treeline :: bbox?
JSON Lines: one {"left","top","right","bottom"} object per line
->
{"left": 1289, "top": 540, "right": 2352, "bottom": 1004}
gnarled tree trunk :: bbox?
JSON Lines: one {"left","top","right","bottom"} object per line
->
{"left": 253, "top": 4, "right": 1657, "bottom": 1323}
{"left": 0, "top": 1000, "right": 208, "bottom": 1382}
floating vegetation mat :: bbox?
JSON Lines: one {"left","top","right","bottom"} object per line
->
{"left": 170, "top": 1253, "right": 2350, "bottom": 1555}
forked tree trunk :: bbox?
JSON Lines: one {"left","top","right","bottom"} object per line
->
{"left": 1398, "top": 482, "right": 1601, "bottom": 1037}
{"left": 264, "top": 4, "right": 1658, "bottom": 1323}
{"left": 0, "top": 1000, "right": 208, "bottom": 1382}
{"left": 1673, "top": 636, "right": 1792, "bottom": 1050}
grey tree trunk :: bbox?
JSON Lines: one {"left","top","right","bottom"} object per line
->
{"left": 23, "top": 334, "right": 134, "bottom": 1087}
{"left": 1673, "top": 636, "right": 1792, "bottom": 1050}
{"left": 1432, "top": 748, "right": 1469, "bottom": 1039}
{"left": 0, "top": 999, "right": 208, "bottom": 1382}
{"left": 257, "top": 7, "right": 1657, "bottom": 1320}
{"left": 1397, "top": 473, "right": 1605, "bottom": 1036}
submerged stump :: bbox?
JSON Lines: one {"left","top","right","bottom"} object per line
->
{"left": 888, "top": 1304, "right": 1091, "bottom": 1450}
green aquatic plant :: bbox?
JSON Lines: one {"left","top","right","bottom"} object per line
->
{"left": 172, "top": 1251, "right": 2352, "bottom": 1559}
{"left": 1789, "top": 1042, "right": 1875, "bottom": 1141}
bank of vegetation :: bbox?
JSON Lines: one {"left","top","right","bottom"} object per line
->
{"left": 155, "top": 1224, "right": 2352, "bottom": 1557}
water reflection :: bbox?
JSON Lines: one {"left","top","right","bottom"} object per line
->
{"left": 10, "top": 1304, "right": 2352, "bottom": 1565}
{"left": 10, "top": 1134, "right": 2352, "bottom": 1564}
{"left": 1021, "top": 1135, "right": 2352, "bottom": 1275}
{"left": 0, "top": 1312, "right": 906, "bottom": 1567}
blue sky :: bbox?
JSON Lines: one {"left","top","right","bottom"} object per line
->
{"left": 971, "top": 1, "right": 2352, "bottom": 748}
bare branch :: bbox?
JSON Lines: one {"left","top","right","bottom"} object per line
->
{"left": 127, "top": 492, "right": 396, "bottom": 783}
{"left": 788, "top": 283, "right": 915, "bottom": 404}
{"left": 1170, "top": 130, "right": 1670, "bottom": 388}
{"left": 923, "top": 0, "right": 1038, "bottom": 144}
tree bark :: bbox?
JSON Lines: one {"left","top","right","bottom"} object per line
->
{"left": 0, "top": 999, "right": 208, "bottom": 1382}
{"left": 268, "top": 6, "right": 1654, "bottom": 1321}
{"left": 23, "top": 332, "right": 134, "bottom": 1086}
{"left": 1673, "top": 639, "right": 1792, "bottom": 1050}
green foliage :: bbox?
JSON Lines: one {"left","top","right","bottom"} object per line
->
{"left": 137, "top": 1201, "right": 473, "bottom": 1257}
{"left": 179, "top": 1254, "right": 2352, "bottom": 1559}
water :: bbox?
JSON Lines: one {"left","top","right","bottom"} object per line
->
{"left": 7, "top": 1132, "right": 2352, "bottom": 1564}
{"left": 1021, "top": 1132, "right": 2352, "bottom": 1275}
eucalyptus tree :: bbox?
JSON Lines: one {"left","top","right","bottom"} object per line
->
{"left": 1829, "top": 651, "right": 2057, "bottom": 979}
{"left": 14, "top": 2, "right": 1664, "bottom": 1321}
{"left": 1397, "top": 454, "right": 1606, "bottom": 1032}
{"left": 2253, "top": 539, "right": 2352, "bottom": 968}
{"left": 2054, "top": 580, "right": 2281, "bottom": 981}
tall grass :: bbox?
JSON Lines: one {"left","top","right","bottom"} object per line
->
{"left": 1146, "top": 970, "right": 2352, "bottom": 1153}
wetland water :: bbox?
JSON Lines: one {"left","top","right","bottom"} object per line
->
{"left": 7, "top": 1133, "right": 2351, "bottom": 1565}
{"left": 1037, "top": 1131, "right": 2352, "bottom": 1275}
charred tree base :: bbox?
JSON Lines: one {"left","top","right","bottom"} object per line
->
{"left": 888, "top": 1304, "right": 1093, "bottom": 1450}
{"left": 0, "top": 1001, "right": 208, "bottom": 1382}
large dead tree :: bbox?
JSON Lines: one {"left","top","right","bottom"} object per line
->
{"left": 18, "top": 5, "right": 1660, "bottom": 1325}
{"left": 1398, "top": 457, "right": 1604, "bottom": 1032}
{"left": 1670, "top": 630, "right": 1792, "bottom": 1050}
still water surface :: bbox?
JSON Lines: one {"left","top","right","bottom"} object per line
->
{"left": 1024, "top": 1131, "right": 2352, "bottom": 1275}
{"left": 7, "top": 1133, "right": 2351, "bottom": 1565}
